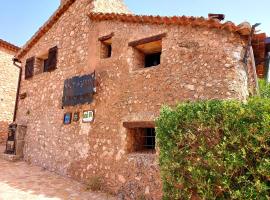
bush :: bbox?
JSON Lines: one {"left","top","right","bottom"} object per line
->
{"left": 259, "top": 79, "right": 270, "bottom": 98}
{"left": 156, "top": 99, "right": 270, "bottom": 200}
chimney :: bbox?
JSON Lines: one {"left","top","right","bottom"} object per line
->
{"left": 208, "top": 13, "right": 225, "bottom": 21}
{"left": 92, "top": 0, "right": 131, "bottom": 14}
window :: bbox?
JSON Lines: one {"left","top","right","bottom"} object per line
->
{"left": 124, "top": 121, "right": 156, "bottom": 154}
{"left": 100, "top": 42, "right": 112, "bottom": 58}
{"left": 129, "top": 33, "right": 166, "bottom": 69}
{"left": 99, "top": 33, "right": 114, "bottom": 59}
{"left": 35, "top": 56, "right": 46, "bottom": 75}
{"left": 25, "top": 57, "right": 35, "bottom": 79}
{"left": 145, "top": 52, "right": 161, "bottom": 68}
{"left": 35, "top": 46, "right": 58, "bottom": 74}
{"left": 127, "top": 128, "right": 156, "bottom": 153}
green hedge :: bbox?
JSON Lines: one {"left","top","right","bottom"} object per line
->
{"left": 259, "top": 79, "right": 270, "bottom": 98}
{"left": 156, "top": 98, "right": 270, "bottom": 199}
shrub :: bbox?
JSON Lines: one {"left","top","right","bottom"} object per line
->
{"left": 156, "top": 99, "right": 270, "bottom": 200}
{"left": 259, "top": 79, "right": 270, "bottom": 98}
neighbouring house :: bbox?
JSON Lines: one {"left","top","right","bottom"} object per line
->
{"left": 13, "top": 0, "right": 260, "bottom": 198}
{"left": 0, "top": 39, "right": 20, "bottom": 144}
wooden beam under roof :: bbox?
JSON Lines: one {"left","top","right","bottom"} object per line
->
{"left": 128, "top": 33, "right": 167, "bottom": 47}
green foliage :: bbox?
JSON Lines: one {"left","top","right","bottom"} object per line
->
{"left": 156, "top": 99, "right": 270, "bottom": 200}
{"left": 259, "top": 79, "right": 270, "bottom": 98}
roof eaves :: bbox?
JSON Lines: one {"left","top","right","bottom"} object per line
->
{"left": 88, "top": 12, "right": 252, "bottom": 37}
{"left": 0, "top": 38, "right": 20, "bottom": 53}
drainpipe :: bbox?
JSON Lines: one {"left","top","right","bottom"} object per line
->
{"left": 12, "top": 57, "right": 22, "bottom": 123}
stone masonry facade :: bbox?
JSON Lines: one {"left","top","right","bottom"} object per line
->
{"left": 0, "top": 41, "right": 19, "bottom": 144}
{"left": 15, "top": 0, "right": 257, "bottom": 199}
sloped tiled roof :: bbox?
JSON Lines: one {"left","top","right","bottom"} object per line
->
{"left": 16, "top": 0, "right": 252, "bottom": 60}
{"left": 0, "top": 38, "right": 20, "bottom": 53}
{"left": 88, "top": 12, "right": 252, "bottom": 36}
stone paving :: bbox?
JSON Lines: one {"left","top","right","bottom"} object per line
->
{"left": 0, "top": 149, "right": 116, "bottom": 200}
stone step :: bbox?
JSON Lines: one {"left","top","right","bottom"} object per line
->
{"left": 0, "top": 145, "right": 22, "bottom": 162}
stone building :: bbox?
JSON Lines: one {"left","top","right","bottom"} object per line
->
{"left": 14, "top": 0, "right": 258, "bottom": 199}
{"left": 0, "top": 39, "right": 20, "bottom": 144}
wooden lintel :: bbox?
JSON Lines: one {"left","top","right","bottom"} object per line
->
{"left": 98, "top": 32, "right": 114, "bottom": 41}
{"left": 123, "top": 121, "right": 155, "bottom": 129}
{"left": 128, "top": 33, "right": 167, "bottom": 47}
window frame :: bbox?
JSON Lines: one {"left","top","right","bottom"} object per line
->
{"left": 123, "top": 121, "right": 156, "bottom": 154}
{"left": 128, "top": 33, "right": 166, "bottom": 69}
{"left": 99, "top": 33, "right": 114, "bottom": 59}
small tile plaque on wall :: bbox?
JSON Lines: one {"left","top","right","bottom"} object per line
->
{"left": 82, "top": 110, "right": 94, "bottom": 123}
{"left": 63, "top": 113, "right": 72, "bottom": 125}
{"left": 73, "top": 112, "right": 80, "bottom": 122}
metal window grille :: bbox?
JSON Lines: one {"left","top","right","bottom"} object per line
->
{"left": 144, "top": 128, "right": 156, "bottom": 150}
{"left": 132, "top": 128, "right": 156, "bottom": 153}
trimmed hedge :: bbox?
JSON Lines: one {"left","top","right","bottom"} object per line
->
{"left": 156, "top": 98, "right": 270, "bottom": 199}
{"left": 259, "top": 79, "right": 270, "bottom": 98}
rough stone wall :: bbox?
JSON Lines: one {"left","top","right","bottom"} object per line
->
{"left": 16, "top": 2, "right": 253, "bottom": 199}
{"left": 0, "top": 47, "right": 19, "bottom": 144}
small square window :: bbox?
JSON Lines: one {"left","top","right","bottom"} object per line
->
{"left": 126, "top": 127, "right": 156, "bottom": 154}
{"left": 99, "top": 33, "right": 114, "bottom": 59}
{"left": 36, "top": 46, "right": 58, "bottom": 74}
{"left": 35, "top": 56, "right": 47, "bottom": 75}
{"left": 129, "top": 33, "right": 166, "bottom": 69}
{"left": 100, "top": 40, "right": 112, "bottom": 59}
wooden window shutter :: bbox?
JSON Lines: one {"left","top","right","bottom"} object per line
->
{"left": 25, "top": 57, "right": 35, "bottom": 79}
{"left": 45, "top": 46, "right": 58, "bottom": 72}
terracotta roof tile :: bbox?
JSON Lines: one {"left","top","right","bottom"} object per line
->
{"left": 0, "top": 38, "right": 20, "bottom": 53}
{"left": 16, "top": 0, "right": 253, "bottom": 60}
{"left": 16, "top": 0, "right": 76, "bottom": 59}
{"left": 88, "top": 12, "right": 251, "bottom": 37}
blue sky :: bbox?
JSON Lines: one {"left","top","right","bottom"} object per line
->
{"left": 0, "top": 0, "right": 269, "bottom": 47}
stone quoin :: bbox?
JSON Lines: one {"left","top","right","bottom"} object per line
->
{"left": 11, "top": 0, "right": 261, "bottom": 199}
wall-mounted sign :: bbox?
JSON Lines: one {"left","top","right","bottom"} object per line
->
{"left": 82, "top": 110, "right": 94, "bottom": 123}
{"left": 64, "top": 113, "right": 72, "bottom": 125}
{"left": 62, "top": 73, "right": 95, "bottom": 107}
{"left": 73, "top": 112, "right": 80, "bottom": 122}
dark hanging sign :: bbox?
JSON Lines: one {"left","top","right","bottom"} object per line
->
{"left": 62, "top": 73, "right": 95, "bottom": 107}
